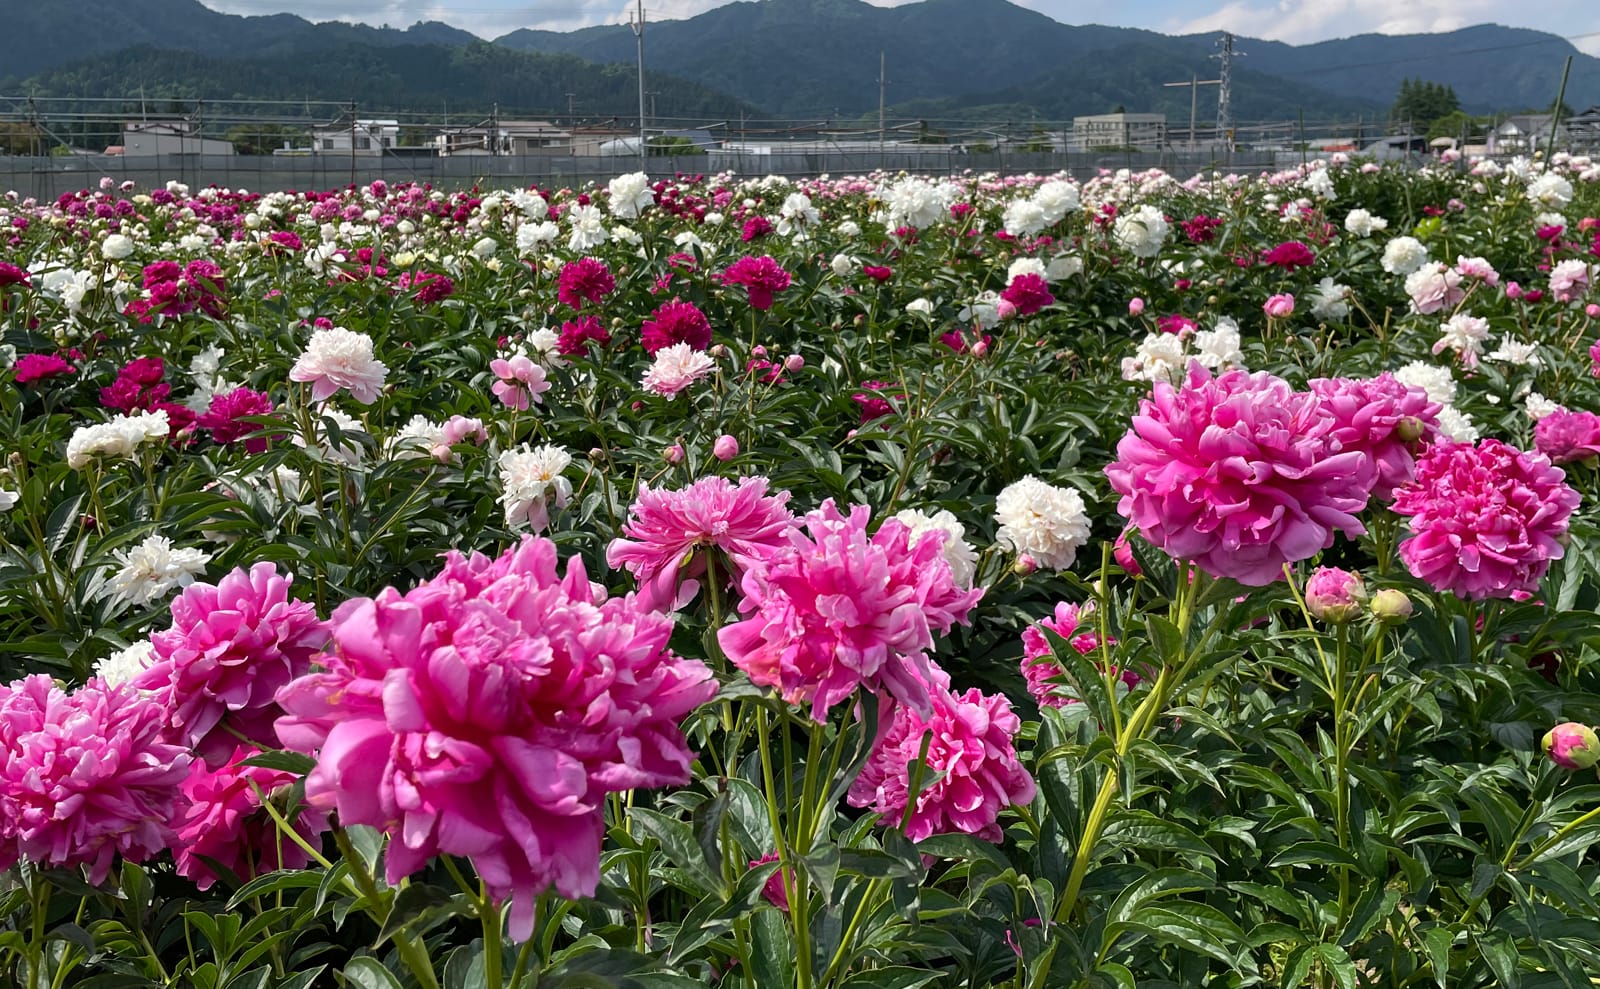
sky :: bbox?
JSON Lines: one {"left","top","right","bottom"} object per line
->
{"left": 197, "top": 0, "right": 1600, "bottom": 55}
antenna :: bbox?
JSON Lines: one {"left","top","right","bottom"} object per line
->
{"left": 878, "top": 51, "right": 887, "bottom": 154}
{"left": 629, "top": 0, "right": 646, "bottom": 167}
{"left": 1213, "top": 32, "right": 1241, "bottom": 154}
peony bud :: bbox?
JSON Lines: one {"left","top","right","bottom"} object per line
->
{"left": 1305, "top": 567, "right": 1366, "bottom": 623}
{"left": 1263, "top": 293, "right": 1296, "bottom": 319}
{"left": 1128, "top": 297, "right": 1145, "bottom": 316}
{"left": 1113, "top": 528, "right": 1143, "bottom": 577}
{"left": 783, "top": 353, "right": 805, "bottom": 371}
{"left": 1505, "top": 281, "right": 1523, "bottom": 300}
{"left": 1369, "top": 588, "right": 1414, "bottom": 624}
{"left": 1587, "top": 304, "right": 1600, "bottom": 318}
{"left": 664, "top": 442, "right": 685, "bottom": 464}
{"left": 1013, "top": 553, "right": 1038, "bottom": 576}
{"left": 713, "top": 434, "right": 739, "bottom": 461}
{"left": 1543, "top": 722, "right": 1600, "bottom": 770}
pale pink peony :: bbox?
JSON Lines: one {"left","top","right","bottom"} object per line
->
{"left": 1019, "top": 601, "right": 1131, "bottom": 708}
{"left": 1263, "top": 293, "right": 1295, "bottom": 318}
{"left": 0, "top": 675, "right": 191, "bottom": 883}
{"left": 489, "top": 353, "right": 552, "bottom": 410}
{"left": 1391, "top": 439, "right": 1581, "bottom": 600}
{"left": 1534, "top": 408, "right": 1600, "bottom": 464}
{"left": 606, "top": 476, "right": 794, "bottom": 612}
{"left": 133, "top": 563, "right": 327, "bottom": 768}
{"left": 434, "top": 415, "right": 488, "bottom": 463}
{"left": 847, "top": 663, "right": 1035, "bottom": 842}
{"left": 1308, "top": 373, "right": 1441, "bottom": 500}
{"left": 641, "top": 343, "right": 716, "bottom": 399}
{"left": 172, "top": 744, "right": 329, "bottom": 889}
{"left": 717, "top": 501, "right": 983, "bottom": 722}
{"left": 1405, "top": 262, "right": 1465, "bottom": 315}
{"left": 274, "top": 537, "right": 717, "bottom": 940}
{"left": 1104, "top": 365, "right": 1374, "bottom": 586}
{"left": 288, "top": 327, "right": 387, "bottom": 404}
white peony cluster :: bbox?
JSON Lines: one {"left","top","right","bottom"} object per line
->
{"left": 1046, "top": 254, "right": 1083, "bottom": 280}
{"left": 1525, "top": 391, "right": 1560, "bottom": 420}
{"left": 1527, "top": 171, "right": 1574, "bottom": 208}
{"left": 1122, "top": 318, "right": 1244, "bottom": 385}
{"left": 1309, "top": 277, "right": 1352, "bottom": 320}
{"left": 958, "top": 291, "right": 1004, "bottom": 329}
{"left": 993, "top": 475, "right": 1093, "bottom": 571}
{"left": 565, "top": 203, "right": 609, "bottom": 252}
{"left": 1486, "top": 336, "right": 1541, "bottom": 367}
{"left": 1381, "top": 236, "right": 1429, "bottom": 275}
{"left": 94, "top": 639, "right": 154, "bottom": 687}
{"left": 1433, "top": 313, "right": 1489, "bottom": 365}
{"left": 893, "top": 508, "right": 978, "bottom": 588}
{"left": 66, "top": 409, "right": 171, "bottom": 470}
{"left": 1394, "top": 361, "right": 1457, "bottom": 406}
{"left": 606, "top": 171, "right": 656, "bottom": 219}
{"left": 1343, "top": 208, "right": 1388, "bottom": 238}
{"left": 1001, "top": 198, "right": 1049, "bottom": 238}
{"left": 1112, "top": 204, "right": 1170, "bottom": 259}
{"left": 877, "top": 176, "right": 959, "bottom": 229}
{"left": 1302, "top": 167, "right": 1336, "bottom": 200}
{"left": 516, "top": 220, "right": 560, "bottom": 253}
{"left": 103, "top": 534, "right": 210, "bottom": 609}
{"left": 498, "top": 443, "right": 573, "bottom": 531}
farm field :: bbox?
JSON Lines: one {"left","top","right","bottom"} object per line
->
{"left": 2, "top": 154, "right": 1600, "bottom": 988}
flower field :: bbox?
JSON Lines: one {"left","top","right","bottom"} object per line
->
{"left": 2, "top": 153, "right": 1600, "bottom": 988}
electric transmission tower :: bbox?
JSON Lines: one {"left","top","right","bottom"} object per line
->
{"left": 1214, "top": 32, "right": 1240, "bottom": 154}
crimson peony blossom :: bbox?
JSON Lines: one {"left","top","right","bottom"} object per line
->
{"left": 1000, "top": 273, "right": 1054, "bottom": 316}
{"left": 606, "top": 475, "right": 794, "bottom": 612}
{"left": 640, "top": 300, "right": 712, "bottom": 354}
{"left": 274, "top": 537, "right": 717, "bottom": 940}
{"left": 1391, "top": 439, "right": 1581, "bottom": 600}
{"left": 853, "top": 380, "right": 901, "bottom": 424}
{"left": 1105, "top": 364, "right": 1374, "bottom": 586}
{"left": 1019, "top": 602, "right": 1130, "bottom": 708}
{"left": 0, "top": 675, "right": 191, "bottom": 883}
{"left": 198, "top": 386, "right": 275, "bottom": 452}
{"left": 1308, "top": 373, "right": 1441, "bottom": 500}
{"left": 134, "top": 563, "right": 327, "bottom": 768}
{"left": 172, "top": 744, "right": 329, "bottom": 889}
{"left": 1534, "top": 408, "right": 1600, "bottom": 464}
{"left": 847, "top": 662, "right": 1035, "bottom": 842}
{"left": 556, "top": 257, "right": 615, "bottom": 309}
{"left": 717, "top": 501, "right": 982, "bottom": 722}
{"left": 1260, "top": 240, "right": 1316, "bottom": 270}
{"left": 720, "top": 255, "right": 791, "bottom": 311}
{"left": 556, "top": 315, "right": 612, "bottom": 356}
{"left": 13, "top": 353, "right": 74, "bottom": 384}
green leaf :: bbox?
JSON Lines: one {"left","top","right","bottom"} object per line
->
{"left": 837, "top": 966, "right": 943, "bottom": 989}
{"left": 375, "top": 882, "right": 470, "bottom": 948}
{"left": 341, "top": 957, "right": 403, "bottom": 989}
{"left": 1314, "top": 943, "right": 1358, "bottom": 989}
{"left": 628, "top": 807, "right": 719, "bottom": 896}
{"left": 1337, "top": 882, "right": 1401, "bottom": 948}
{"left": 749, "top": 908, "right": 792, "bottom": 989}
{"left": 238, "top": 750, "right": 316, "bottom": 775}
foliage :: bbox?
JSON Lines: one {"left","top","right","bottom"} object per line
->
{"left": 1391, "top": 78, "right": 1462, "bottom": 134}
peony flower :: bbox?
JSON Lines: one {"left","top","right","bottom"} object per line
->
{"left": 1381, "top": 236, "right": 1428, "bottom": 275}
{"left": 490, "top": 352, "right": 552, "bottom": 410}
{"left": 999, "top": 273, "right": 1054, "bottom": 316}
{"left": 1112, "top": 204, "right": 1170, "bottom": 259}
{"left": 557, "top": 315, "right": 612, "bottom": 356}
{"left": 1304, "top": 567, "right": 1367, "bottom": 623}
{"left": 1542, "top": 723, "right": 1600, "bottom": 770}
{"left": 288, "top": 327, "right": 387, "bottom": 404}
{"left": 1019, "top": 601, "right": 1127, "bottom": 708}
{"left": 1405, "top": 262, "right": 1465, "bottom": 315}
{"left": 274, "top": 537, "right": 717, "bottom": 940}
{"left": 66, "top": 409, "right": 171, "bottom": 470}
{"left": 1105, "top": 365, "right": 1374, "bottom": 586}
{"left": 132, "top": 562, "right": 326, "bottom": 768}
{"left": 94, "top": 639, "right": 154, "bottom": 687}
{"left": 1344, "top": 209, "right": 1388, "bottom": 237}
{"left": 198, "top": 386, "right": 275, "bottom": 452}
{"left": 172, "top": 744, "right": 329, "bottom": 889}
{"left": 1308, "top": 374, "right": 1440, "bottom": 500}
{"left": 1433, "top": 312, "right": 1489, "bottom": 366}
{"left": 1391, "top": 439, "right": 1581, "bottom": 600}
{"left": 717, "top": 501, "right": 982, "bottom": 723}
{"left": 606, "top": 171, "right": 655, "bottom": 219}
{"left": 606, "top": 475, "right": 794, "bottom": 611}
{"left": 720, "top": 255, "right": 791, "bottom": 310}
{"left": 993, "top": 476, "right": 1092, "bottom": 572}
{"left": 748, "top": 851, "right": 790, "bottom": 910}
{"left": 0, "top": 675, "right": 190, "bottom": 884}
{"left": 893, "top": 508, "right": 978, "bottom": 588}
{"left": 713, "top": 434, "right": 739, "bottom": 461}
{"left": 847, "top": 663, "right": 1034, "bottom": 842}
{"left": 1369, "top": 587, "right": 1413, "bottom": 623}
{"left": 1263, "top": 293, "right": 1296, "bottom": 318}
{"left": 498, "top": 443, "right": 573, "bottom": 530}
{"left": 1261, "top": 241, "right": 1316, "bottom": 270}
{"left": 105, "top": 534, "right": 211, "bottom": 609}
{"left": 1533, "top": 408, "right": 1600, "bottom": 464}
{"left": 1549, "top": 260, "right": 1592, "bottom": 303}
{"left": 14, "top": 353, "right": 74, "bottom": 384}
{"left": 556, "top": 257, "right": 615, "bottom": 310}
{"left": 640, "top": 300, "right": 713, "bottom": 355}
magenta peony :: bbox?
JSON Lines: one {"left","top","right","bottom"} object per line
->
{"left": 274, "top": 537, "right": 717, "bottom": 940}
{"left": 1391, "top": 439, "right": 1581, "bottom": 600}
{"left": 1534, "top": 408, "right": 1600, "bottom": 464}
{"left": 0, "top": 675, "right": 191, "bottom": 883}
{"left": 720, "top": 255, "right": 791, "bottom": 311}
{"left": 14, "top": 353, "right": 74, "bottom": 384}
{"left": 606, "top": 476, "right": 794, "bottom": 612}
{"left": 1304, "top": 567, "right": 1368, "bottom": 623}
{"left": 133, "top": 563, "right": 327, "bottom": 768}
{"left": 172, "top": 744, "right": 329, "bottom": 889}
{"left": 1543, "top": 722, "right": 1600, "bottom": 770}
{"left": 640, "top": 300, "right": 713, "bottom": 355}
{"left": 847, "top": 663, "right": 1035, "bottom": 842}
{"left": 1260, "top": 240, "right": 1316, "bottom": 270}
{"left": 999, "top": 273, "right": 1054, "bottom": 316}
{"left": 556, "top": 257, "right": 615, "bottom": 309}
{"left": 556, "top": 315, "right": 612, "bottom": 356}
{"left": 1019, "top": 602, "right": 1130, "bottom": 708}
{"left": 717, "top": 501, "right": 983, "bottom": 722}
{"left": 198, "top": 386, "right": 276, "bottom": 452}
{"left": 1104, "top": 365, "right": 1374, "bottom": 586}
{"left": 1308, "top": 373, "right": 1441, "bottom": 500}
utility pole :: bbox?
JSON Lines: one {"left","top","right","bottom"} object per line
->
{"left": 629, "top": 0, "right": 646, "bottom": 168}
{"left": 349, "top": 100, "right": 357, "bottom": 187}
{"left": 1214, "top": 32, "right": 1239, "bottom": 155}
{"left": 491, "top": 101, "right": 500, "bottom": 155}
{"left": 566, "top": 92, "right": 576, "bottom": 122}
{"left": 878, "top": 51, "right": 887, "bottom": 155}
{"left": 1162, "top": 75, "right": 1219, "bottom": 151}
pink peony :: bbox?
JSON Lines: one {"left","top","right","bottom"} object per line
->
{"left": 556, "top": 315, "right": 612, "bottom": 356}
{"left": 198, "top": 386, "right": 276, "bottom": 452}
{"left": 1304, "top": 567, "right": 1367, "bottom": 623}
{"left": 1542, "top": 723, "right": 1600, "bottom": 770}
{"left": 1020, "top": 602, "right": 1130, "bottom": 708}
{"left": 273, "top": 537, "right": 717, "bottom": 940}
{"left": 1105, "top": 365, "right": 1374, "bottom": 586}
{"left": 133, "top": 563, "right": 327, "bottom": 768}
{"left": 720, "top": 255, "right": 791, "bottom": 311}
{"left": 288, "top": 327, "right": 387, "bottom": 404}
{"left": 640, "top": 300, "right": 712, "bottom": 355}
{"left": 490, "top": 353, "right": 552, "bottom": 410}
{"left": 14, "top": 353, "right": 74, "bottom": 384}
{"left": 717, "top": 501, "right": 983, "bottom": 722}
{"left": 748, "top": 850, "right": 790, "bottom": 910}
{"left": 556, "top": 257, "right": 615, "bottom": 309}
{"left": 1263, "top": 293, "right": 1296, "bottom": 318}
{"left": 1391, "top": 439, "right": 1581, "bottom": 600}
{"left": 1308, "top": 373, "right": 1441, "bottom": 500}
{"left": 853, "top": 380, "right": 901, "bottom": 425}
{"left": 847, "top": 663, "right": 1035, "bottom": 842}
{"left": 713, "top": 434, "right": 739, "bottom": 461}
{"left": 1534, "top": 408, "right": 1600, "bottom": 464}
{"left": 607, "top": 475, "right": 794, "bottom": 612}
{"left": 435, "top": 415, "right": 488, "bottom": 462}
{"left": 1000, "top": 273, "right": 1054, "bottom": 316}
{"left": 172, "top": 744, "right": 329, "bottom": 889}
{"left": 1261, "top": 241, "right": 1316, "bottom": 270}
{"left": 1405, "top": 262, "right": 1465, "bottom": 315}
{"left": 0, "top": 675, "right": 190, "bottom": 883}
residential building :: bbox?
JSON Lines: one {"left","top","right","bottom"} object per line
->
{"left": 1486, "top": 114, "right": 1566, "bottom": 154}
{"left": 1069, "top": 113, "right": 1167, "bottom": 152}
{"left": 310, "top": 119, "right": 400, "bottom": 156}
{"left": 1569, "top": 106, "right": 1600, "bottom": 151}
{"left": 434, "top": 120, "right": 572, "bottom": 156}
{"left": 119, "top": 120, "right": 235, "bottom": 157}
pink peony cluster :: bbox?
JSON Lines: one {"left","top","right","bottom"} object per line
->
{"left": 1105, "top": 365, "right": 1374, "bottom": 586}
{"left": 198, "top": 386, "right": 276, "bottom": 452}
{"left": 556, "top": 315, "right": 612, "bottom": 356}
{"left": 14, "top": 352, "right": 75, "bottom": 385}
{"left": 556, "top": 257, "right": 615, "bottom": 309}
{"left": 606, "top": 475, "right": 794, "bottom": 612}
{"left": 172, "top": 744, "right": 329, "bottom": 889}
{"left": 0, "top": 675, "right": 191, "bottom": 883}
{"left": 640, "top": 300, "right": 713, "bottom": 355}
{"left": 1308, "top": 373, "right": 1440, "bottom": 500}
{"left": 847, "top": 663, "right": 1035, "bottom": 842}
{"left": 1019, "top": 602, "right": 1131, "bottom": 708}
{"left": 133, "top": 563, "right": 327, "bottom": 768}
{"left": 274, "top": 537, "right": 717, "bottom": 940}
{"left": 717, "top": 501, "right": 983, "bottom": 722}
{"left": 719, "top": 255, "right": 792, "bottom": 311}
{"left": 999, "top": 273, "right": 1054, "bottom": 316}
{"left": 1391, "top": 439, "right": 1581, "bottom": 600}
{"left": 1534, "top": 408, "right": 1600, "bottom": 464}
{"left": 124, "top": 259, "right": 228, "bottom": 322}
{"left": 490, "top": 352, "right": 552, "bottom": 410}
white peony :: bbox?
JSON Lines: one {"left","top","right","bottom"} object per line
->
{"left": 1344, "top": 208, "right": 1388, "bottom": 238}
{"left": 1394, "top": 361, "right": 1457, "bottom": 406}
{"left": 1309, "top": 277, "right": 1351, "bottom": 320}
{"left": 1381, "top": 236, "right": 1429, "bottom": 275}
{"left": 994, "top": 475, "right": 1092, "bottom": 571}
{"left": 94, "top": 639, "right": 155, "bottom": 687}
{"left": 893, "top": 508, "right": 978, "bottom": 588}
{"left": 103, "top": 534, "right": 210, "bottom": 608}
{"left": 498, "top": 444, "right": 573, "bottom": 531}
{"left": 607, "top": 172, "right": 655, "bottom": 219}
{"left": 1112, "top": 204, "right": 1170, "bottom": 259}
{"left": 101, "top": 234, "right": 134, "bottom": 259}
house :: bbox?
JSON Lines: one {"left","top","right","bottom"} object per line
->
{"left": 120, "top": 120, "right": 235, "bottom": 157}
{"left": 310, "top": 119, "right": 399, "bottom": 156}
{"left": 1068, "top": 113, "right": 1167, "bottom": 153}
{"left": 1486, "top": 114, "right": 1566, "bottom": 154}
{"left": 1568, "top": 106, "right": 1600, "bottom": 150}
{"left": 434, "top": 120, "right": 572, "bottom": 156}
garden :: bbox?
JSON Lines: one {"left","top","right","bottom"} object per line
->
{"left": 1, "top": 152, "right": 1600, "bottom": 988}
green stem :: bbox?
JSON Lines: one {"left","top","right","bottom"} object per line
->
{"left": 480, "top": 881, "right": 504, "bottom": 989}
{"left": 332, "top": 828, "right": 440, "bottom": 989}
{"left": 756, "top": 705, "right": 812, "bottom": 989}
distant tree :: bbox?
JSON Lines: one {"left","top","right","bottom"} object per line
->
{"left": 1391, "top": 78, "right": 1460, "bottom": 134}
{"left": 0, "top": 121, "right": 45, "bottom": 155}
{"left": 647, "top": 135, "right": 697, "bottom": 156}
{"left": 1427, "top": 110, "right": 1476, "bottom": 143}
{"left": 1111, "top": 103, "right": 1127, "bottom": 114}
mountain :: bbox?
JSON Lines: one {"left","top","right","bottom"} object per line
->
{"left": 2, "top": 0, "right": 482, "bottom": 81}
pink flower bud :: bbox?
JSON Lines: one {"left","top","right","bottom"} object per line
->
{"left": 713, "top": 434, "right": 739, "bottom": 461}
{"left": 1369, "top": 588, "right": 1414, "bottom": 624}
{"left": 751, "top": 344, "right": 767, "bottom": 357}
{"left": 1587, "top": 304, "right": 1600, "bottom": 318}
{"left": 664, "top": 442, "right": 685, "bottom": 464}
{"left": 1263, "top": 293, "right": 1296, "bottom": 319}
{"left": 1505, "top": 281, "right": 1523, "bottom": 300}
{"left": 1543, "top": 722, "right": 1600, "bottom": 770}
{"left": 783, "top": 353, "right": 805, "bottom": 371}
{"left": 1128, "top": 297, "right": 1145, "bottom": 316}
{"left": 971, "top": 339, "right": 989, "bottom": 358}
{"left": 1305, "top": 567, "right": 1366, "bottom": 623}
{"left": 1013, "top": 553, "right": 1038, "bottom": 576}
{"left": 996, "top": 299, "right": 1018, "bottom": 321}
{"left": 1113, "top": 528, "right": 1143, "bottom": 577}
